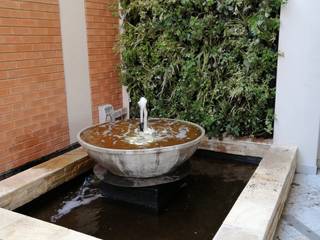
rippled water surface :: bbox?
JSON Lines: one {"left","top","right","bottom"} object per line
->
{"left": 17, "top": 151, "right": 257, "bottom": 240}
{"left": 80, "top": 119, "right": 202, "bottom": 149}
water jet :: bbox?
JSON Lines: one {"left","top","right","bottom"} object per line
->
{"left": 77, "top": 98, "right": 205, "bottom": 209}
{"left": 78, "top": 98, "right": 204, "bottom": 178}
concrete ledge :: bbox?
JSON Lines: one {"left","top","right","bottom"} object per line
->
{"left": 0, "top": 207, "right": 99, "bottom": 240}
{"left": 200, "top": 137, "right": 272, "bottom": 158}
{"left": 0, "top": 148, "right": 93, "bottom": 210}
{"left": 0, "top": 141, "right": 294, "bottom": 240}
{"left": 213, "top": 145, "right": 297, "bottom": 240}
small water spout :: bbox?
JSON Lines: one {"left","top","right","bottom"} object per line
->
{"left": 122, "top": 97, "right": 158, "bottom": 145}
{"left": 138, "top": 97, "right": 148, "bottom": 132}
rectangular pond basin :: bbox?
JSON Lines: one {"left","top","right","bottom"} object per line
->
{"left": 15, "top": 150, "right": 258, "bottom": 240}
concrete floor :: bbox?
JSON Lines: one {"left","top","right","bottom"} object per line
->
{"left": 275, "top": 174, "right": 320, "bottom": 240}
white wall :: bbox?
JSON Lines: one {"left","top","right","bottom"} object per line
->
{"left": 274, "top": 0, "right": 320, "bottom": 174}
{"left": 318, "top": 123, "right": 320, "bottom": 169}
{"left": 59, "top": 0, "right": 92, "bottom": 143}
{"left": 122, "top": 86, "right": 130, "bottom": 119}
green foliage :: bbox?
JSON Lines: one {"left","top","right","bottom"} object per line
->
{"left": 119, "top": 0, "right": 282, "bottom": 137}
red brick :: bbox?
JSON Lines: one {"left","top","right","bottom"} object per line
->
{"left": 85, "top": 0, "right": 122, "bottom": 123}
{"left": 0, "top": 0, "right": 69, "bottom": 174}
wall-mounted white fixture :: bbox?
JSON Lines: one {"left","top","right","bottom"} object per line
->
{"left": 98, "top": 105, "right": 128, "bottom": 123}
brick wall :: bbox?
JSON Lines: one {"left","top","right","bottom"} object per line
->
{"left": 85, "top": 0, "right": 122, "bottom": 123}
{"left": 0, "top": 0, "right": 123, "bottom": 174}
{"left": 0, "top": 0, "right": 69, "bottom": 173}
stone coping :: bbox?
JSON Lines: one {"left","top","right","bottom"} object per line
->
{"left": 0, "top": 139, "right": 294, "bottom": 240}
{"left": 0, "top": 148, "right": 93, "bottom": 210}
{"left": 200, "top": 136, "right": 272, "bottom": 158}
{"left": 213, "top": 145, "right": 297, "bottom": 240}
{"left": 0, "top": 207, "right": 99, "bottom": 240}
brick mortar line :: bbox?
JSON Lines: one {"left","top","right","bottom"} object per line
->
{"left": 0, "top": 49, "right": 62, "bottom": 55}
{"left": 0, "top": 16, "right": 59, "bottom": 21}
{"left": 0, "top": 62, "right": 63, "bottom": 72}
{"left": 0, "top": 24, "right": 61, "bottom": 29}
{"left": 0, "top": 33, "right": 62, "bottom": 36}
{"left": 0, "top": 53, "right": 63, "bottom": 62}
{"left": 0, "top": 76, "right": 64, "bottom": 86}
{"left": 0, "top": 39, "right": 62, "bottom": 43}
{"left": 86, "top": 14, "right": 116, "bottom": 16}
{"left": 0, "top": 9, "right": 59, "bottom": 15}
{"left": 0, "top": 56, "right": 62, "bottom": 63}
{"left": 86, "top": 25, "right": 118, "bottom": 28}
{"left": 87, "top": 52, "right": 118, "bottom": 57}
{"left": 0, "top": 25, "right": 60, "bottom": 29}
{"left": 0, "top": 70, "right": 64, "bottom": 83}
{"left": 0, "top": 65, "right": 64, "bottom": 80}
{"left": 4, "top": 138, "right": 70, "bottom": 159}
{"left": 87, "top": 39, "right": 117, "bottom": 42}
{"left": 86, "top": 20, "right": 119, "bottom": 24}
{"left": 2, "top": 144, "right": 69, "bottom": 165}
{"left": 85, "top": 7, "right": 116, "bottom": 12}
{"left": 0, "top": 6, "right": 59, "bottom": 14}
{"left": 88, "top": 48, "right": 118, "bottom": 52}
{"left": 14, "top": 0, "right": 59, "bottom": 6}
{"left": 0, "top": 42, "right": 62, "bottom": 47}
{"left": 87, "top": 33, "right": 118, "bottom": 36}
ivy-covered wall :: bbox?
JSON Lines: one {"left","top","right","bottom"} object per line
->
{"left": 119, "top": 0, "right": 282, "bottom": 138}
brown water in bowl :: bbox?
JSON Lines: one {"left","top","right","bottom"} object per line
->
{"left": 80, "top": 119, "right": 202, "bottom": 149}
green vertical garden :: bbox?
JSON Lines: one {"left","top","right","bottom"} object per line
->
{"left": 119, "top": 0, "right": 282, "bottom": 137}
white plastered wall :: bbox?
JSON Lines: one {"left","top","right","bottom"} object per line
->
{"left": 59, "top": 0, "right": 93, "bottom": 143}
{"left": 274, "top": 0, "right": 320, "bottom": 174}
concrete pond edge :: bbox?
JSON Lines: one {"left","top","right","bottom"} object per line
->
{"left": 213, "top": 145, "right": 297, "bottom": 240}
{"left": 0, "top": 138, "right": 296, "bottom": 240}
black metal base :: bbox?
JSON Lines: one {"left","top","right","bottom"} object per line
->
{"left": 99, "top": 179, "right": 188, "bottom": 212}
{"left": 95, "top": 162, "right": 191, "bottom": 212}
{"left": 94, "top": 161, "right": 191, "bottom": 187}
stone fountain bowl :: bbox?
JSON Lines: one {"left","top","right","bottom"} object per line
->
{"left": 77, "top": 119, "right": 205, "bottom": 178}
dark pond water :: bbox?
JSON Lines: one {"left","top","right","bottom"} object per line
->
{"left": 16, "top": 151, "right": 257, "bottom": 240}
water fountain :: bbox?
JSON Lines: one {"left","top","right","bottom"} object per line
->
{"left": 16, "top": 100, "right": 256, "bottom": 237}
{"left": 77, "top": 97, "right": 205, "bottom": 210}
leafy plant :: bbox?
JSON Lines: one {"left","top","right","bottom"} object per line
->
{"left": 118, "top": 0, "right": 282, "bottom": 138}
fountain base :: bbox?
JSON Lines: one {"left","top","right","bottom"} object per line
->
{"left": 94, "top": 162, "right": 191, "bottom": 212}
